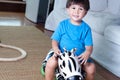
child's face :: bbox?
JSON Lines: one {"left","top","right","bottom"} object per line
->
{"left": 67, "top": 4, "right": 87, "bottom": 24}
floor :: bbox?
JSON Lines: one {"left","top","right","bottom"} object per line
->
{"left": 0, "top": 11, "right": 120, "bottom": 80}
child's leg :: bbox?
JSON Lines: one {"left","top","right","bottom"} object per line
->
{"left": 45, "top": 56, "right": 58, "bottom": 80}
{"left": 83, "top": 62, "right": 96, "bottom": 80}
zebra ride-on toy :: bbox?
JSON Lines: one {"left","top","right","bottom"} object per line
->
{"left": 40, "top": 48, "right": 85, "bottom": 80}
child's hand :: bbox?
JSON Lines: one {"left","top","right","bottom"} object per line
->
{"left": 78, "top": 46, "right": 93, "bottom": 64}
{"left": 52, "top": 40, "right": 61, "bottom": 58}
{"left": 53, "top": 48, "right": 61, "bottom": 58}
{"left": 78, "top": 52, "right": 90, "bottom": 65}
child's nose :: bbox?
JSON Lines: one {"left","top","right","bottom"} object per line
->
{"left": 74, "top": 9, "right": 80, "bottom": 14}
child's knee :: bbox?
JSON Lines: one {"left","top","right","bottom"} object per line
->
{"left": 46, "top": 56, "right": 58, "bottom": 69}
{"left": 85, "top": 63, "right": 96, "bottom": 75}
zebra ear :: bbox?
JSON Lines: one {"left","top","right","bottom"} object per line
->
{"left": 63, "top": 48, "right": 67, "bottom": 52}
{"left": 71, "top": 48, "right": 77, "bottom": 54}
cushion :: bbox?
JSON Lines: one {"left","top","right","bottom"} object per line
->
{"left": 83, "top": 11, "right": 107, "bottom": 35}
{"left": 89, "top": 0, "right": 107, "bottom": 11}
{"left": 83, "top": 11, "right": 120, "bottom": 35}
{"left": 54, "top": 0, "right": 67, "bottom": 10}
{"left": 45, "top": 9, "right": 69, "bottom": 31}
{"left": 104, "top": 25, "right": 120, "bottom": 45}
{"left": 107, "top": 0, "right": 120, "bottom": 15}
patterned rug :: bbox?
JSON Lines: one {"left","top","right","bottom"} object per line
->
{"left": 0, "top": 26, "right": 51, "bottom": 80}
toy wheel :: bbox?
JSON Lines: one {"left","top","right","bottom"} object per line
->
{"left": 40, "top": 66, "right": 57, "bottom": 80}
{"left": 40, "top": 66, "right": 45, "bottom": 76}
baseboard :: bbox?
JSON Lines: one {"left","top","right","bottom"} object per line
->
{"left": 0, "top": 1, "right": 26, "bottom": 12}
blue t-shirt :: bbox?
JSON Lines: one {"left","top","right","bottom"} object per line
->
{"left": 51, "top": 19, "right": 93, "bottom": 56}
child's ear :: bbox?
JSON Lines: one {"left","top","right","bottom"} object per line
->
{"left": 66, "top": 8, "right": 70, "bottom": 14}
{"left": 66, "top": 7, "right": 69, "bottom": 11}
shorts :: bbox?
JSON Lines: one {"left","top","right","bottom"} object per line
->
{"left": 87, "top": 58, "right": 94, "bottom": 63}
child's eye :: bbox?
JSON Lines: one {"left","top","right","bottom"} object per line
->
{"left": 79, "top": 8, "right": 84, "bottom": 11}
{"left": 72, "top": 7, "right": 76, "bottom": 9}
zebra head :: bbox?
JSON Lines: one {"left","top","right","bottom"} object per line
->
{"left": 58, "top": 48, "right": 84, "bottom": 80}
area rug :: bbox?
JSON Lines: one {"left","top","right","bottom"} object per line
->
{"left": 0, "top": 26, "right": 51, "bottom": 80}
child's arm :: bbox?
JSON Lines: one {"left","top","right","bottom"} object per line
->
{"left": 52, "top": 40, "right": 61, "bottom": 55}
{"left": 78, "top": 46, "right": 93, "bottom": 64}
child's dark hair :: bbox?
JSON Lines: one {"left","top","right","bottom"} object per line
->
{"left": 66, "top": 0, "right": 90, "bottom": 11}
